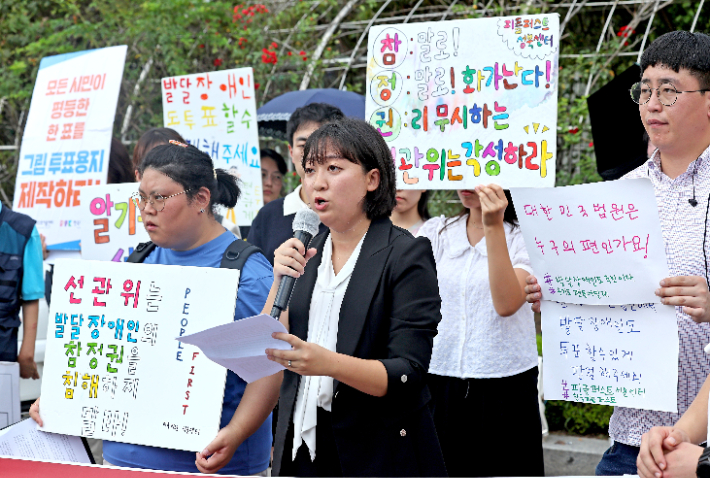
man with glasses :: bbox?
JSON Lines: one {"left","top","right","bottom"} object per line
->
{"left": 525, "top": 31, "right": 710, "bottom": 476}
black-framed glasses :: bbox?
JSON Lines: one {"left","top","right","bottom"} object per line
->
{"left": 130, "top": 189, "right": 190, "bottom": 212}
{"left": 630, "top": 81, "right": 710, "bottom": 106}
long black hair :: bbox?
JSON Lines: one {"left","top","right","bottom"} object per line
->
{"left": 138, "top": 143, "right": 240, "bottom": 213}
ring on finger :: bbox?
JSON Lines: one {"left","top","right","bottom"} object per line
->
{"left": 288, "top": 360, "right": 292, "bottom": 367}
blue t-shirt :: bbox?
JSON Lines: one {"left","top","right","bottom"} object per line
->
{"left": 103, "top": 231, "right": 274, "bottom": 475}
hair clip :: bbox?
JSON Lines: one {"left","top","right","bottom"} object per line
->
{"left": 169, "top": 140, "right": 188, "bottom": 148}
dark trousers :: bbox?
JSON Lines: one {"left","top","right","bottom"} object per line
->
{"left": 595, "top": 441, "right": 639, "bottom": 475}
{"left": 428, "top": 367, "right": 545, "bottom": 477}
{"left": 278, "top": 407, "right": 343, "bottom": 477}
{"left": 0, "top": 325, "right": 18, "bottom": 362}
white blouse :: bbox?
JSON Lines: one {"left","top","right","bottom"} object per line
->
{"left": 417, "top": 215, "right": 538, "bottom": 379}
{"left": 291, "top": 232, "right": 367, "bottom": 462}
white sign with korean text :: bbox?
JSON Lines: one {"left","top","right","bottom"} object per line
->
{"left": 511, "top": 179, "right": 669, "bottom": 305}
{"left": 160, "top": 67, "right": 261, "bottom": 226}
{"left": 542, "top": 300, "right": 678, "bottom": 412}
{"left": 39, "top": 260, "right": 240, "bottom": 452}
{"left": 366, "top": 14, "right": 559, "bottom": 189}
{"left": 79, "top": 183, "right": 150, "bottom": 262}
{"left": 12, "top": 46, "right": 127, "bottom": 251}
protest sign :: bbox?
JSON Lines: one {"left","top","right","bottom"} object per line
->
{"left": 366, "top": 14, "right": 559, "bottom": 189}
{"left": 79, "top": 184, "right": 150, "bottom": 262}
{"left": 12, "top": 46, "right": 127, "bottom": 250}
{"left": 0, "top": 362, "right": 20, "bottom": 429}
{"left": 160, "top": 68, "right": 261, "bottom": 225}
{"left": 511, "top": 178, "right": 669, "bottom": 304}
{"left": 39, "top": 260, "right": 240, "bottom": 452}
{"left": 541, "top": 301, "right": 678, "bottom": 412}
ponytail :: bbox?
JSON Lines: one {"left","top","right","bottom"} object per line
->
{"left": 213, "top": 169, "right": 241, "bottom": 209}
{"left": 139, "top": 143, "right": 241, "bottom": 214}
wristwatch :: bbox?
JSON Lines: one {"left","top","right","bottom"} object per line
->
{"left": 696, "top": 446, "right": 710, "bottom": 478}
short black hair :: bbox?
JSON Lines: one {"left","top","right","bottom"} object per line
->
{"left": 641, "top": 31, "right": 710, "bottom": 90}
{"left": 138, "top": 143, "right": 240, "bottom": 213}
{"left": 260, "top": 148, "right": 287, "bottom": 175}
{"left": 286, "top": 103, "right": 344, "bottom": 146}
{"left": 108, "top": 138, "right": 134, "bottom": 184}
{"left": 132, "top": 127, "right": 186, "bottom": 171}
{"left": 302, "top": 118, "right": 396, "bottom": 220}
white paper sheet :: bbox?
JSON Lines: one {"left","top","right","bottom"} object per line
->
{"left": 0, "top": 362, "right": 21, "bottom": 429}
{"left": 541, "top": 300, "right": 679, "bottom": 412}
{"left": 0, "top": 418, "right": 91, "bottom": 463}
{"left": 511, "top": 178, "right": 669, "bottom": 304}
{"left": 178, "top": 314, "right": 291, "bottom": 383}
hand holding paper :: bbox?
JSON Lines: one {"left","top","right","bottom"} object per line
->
{"left": 177, "top": 314, "right": 291, "bottom": 383}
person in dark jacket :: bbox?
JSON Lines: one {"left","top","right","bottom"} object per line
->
{"left": 0, "top": 202, "right": 43, "bottom": 379}
{"left": 263, "top": 118, "right": 447, "bottom": 477}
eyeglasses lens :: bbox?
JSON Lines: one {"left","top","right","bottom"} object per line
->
{"left": 631, "top": 82, "right": 677, "bottom": 106}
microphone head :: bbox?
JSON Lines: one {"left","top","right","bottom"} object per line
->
{"left": 292, "top": 208, "right": 321, "bottom": 237}
{"left": 690, "top": 198, "right": 699, "bottom": 207}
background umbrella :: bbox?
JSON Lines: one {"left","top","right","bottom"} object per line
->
{"left": 257, "top": 88, "right": 366, "bottom": 141}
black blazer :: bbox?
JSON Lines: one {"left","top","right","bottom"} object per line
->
{"left": 273, "top": 217, "right": 447, "bottom": 477}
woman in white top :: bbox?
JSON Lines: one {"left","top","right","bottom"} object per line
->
{"left": 418, "top": 184, "right": 543, "bottom": 477}
{"left": 390, "top": 189, "right": 430, "bottom": 235}
{"left": 262, "top": 118, "right": 446, "bottom": 477}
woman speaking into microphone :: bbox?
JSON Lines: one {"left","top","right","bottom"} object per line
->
{"left": 262, "top": 118, "right": 446, "bottom": 477}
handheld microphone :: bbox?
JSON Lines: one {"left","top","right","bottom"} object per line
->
{"left": 270, "top": 208, "right": 321, "bottom": 319}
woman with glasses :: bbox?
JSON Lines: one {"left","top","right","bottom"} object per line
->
{"left": 261, "top": 149, "right": 287, "bottom": 205}
{"left": 31, "top": 142, "right": 278, "bottom": 476}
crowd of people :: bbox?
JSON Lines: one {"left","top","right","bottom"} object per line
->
{"left": 0, "top": 29, "right": 705, "bottom": 477}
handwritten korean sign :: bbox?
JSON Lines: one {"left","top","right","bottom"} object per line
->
{"left": 160, "top": 67, "right": 262, "bottom": 225}
{"left": 12, "top": 46, "right": 127, "bottom": 250}
{"left": 79, "top": 183, "right": 150, "bottom": 262}
{"left": 511, "top": 179, "right": 669, "bottom": 304}
{"left": 39, "top": 260, "right": 240, "bottom": 452}
{"left": 366, "top": 15, "right": 559, "bottom": 189}
{"left": 542, "top": 301, "right": 678, "bottom": 412}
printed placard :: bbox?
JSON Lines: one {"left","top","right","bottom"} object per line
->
{"left": 366, "top": 14, "right": 559, "bottom": 189}
{"left": 160, "top": 68, "right": 261, "bottom": 226}
{"left": 511, "top": 179, "right": 669, "bottom": 304}
{"left": 39, "top": 260, "right": 240, "bottom": 452}
{"left": 542, "top": 301, "right": 678, "bottom": 412}
{"left": 80, "top": 183, "right": 150, "bottom": 262}
{"left": 12, "top": 46, "right": 127, "bottom": 250}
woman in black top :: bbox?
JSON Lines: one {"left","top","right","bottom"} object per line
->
{"left": 262, "top": 118, "right": 446, "bottom": 477}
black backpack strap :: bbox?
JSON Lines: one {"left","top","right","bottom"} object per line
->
{"left": 220, "top": 239, "right": 263, "bottom": 271}
{"left": 127, "top": 241, "right": 157, "bottom": 263}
